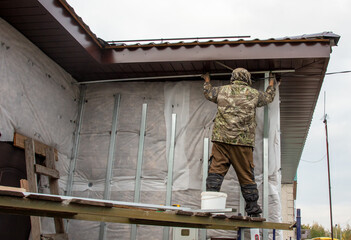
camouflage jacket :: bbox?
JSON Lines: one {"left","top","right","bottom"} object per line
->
{"left": 203, "top": 80, "right": 276, "bottom": 147}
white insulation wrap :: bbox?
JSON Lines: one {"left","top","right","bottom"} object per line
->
{"left": 0, "top": 17, "right": 283, "bottom": 240}
{"left": 0, "top": 17, "right": 79, "bottom": 235}
{"left": 68, "top": 80, "right": 282, "bottom": 240}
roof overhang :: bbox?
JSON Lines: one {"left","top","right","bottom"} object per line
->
{"left": 0, "top": 0, "right": 340, "bottom": 183}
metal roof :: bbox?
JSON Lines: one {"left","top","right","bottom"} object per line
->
{"left": 0, "top": 0, "right": 340, "bottom": 183}
{"left": 105, "top": 32, "right": 339, "bottom": 49}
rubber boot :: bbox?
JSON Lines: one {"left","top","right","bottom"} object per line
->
{"left": 241, "top": 184, "right": 262, "bottom": 217}
{"left": 245, "top": 202, "right": 262, "bottom": 217}
{"left": 206, "top": 173, "right": 224, "bottom": 192}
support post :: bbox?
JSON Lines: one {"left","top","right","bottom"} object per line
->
{"left": 237, "top": 228, "right": 242, "bottom": 240}
{"left": 25, "top": 138, "right": 41, "bottom": 240}
{"left": 239, "top": 196, "right": 245, "bottom": 240}
{"left": 66, "top": 85, "right": 87, "bottom": 196}
{"left": 323, "top": 93, "right": 334, "bottom": 240}
{"left": 239, "top": 190, "right": 245, "bottom": 215}
{"left": 99, "top": 94, "right": 121, "bottom": 240}
{"left": 200, "top": 138, "right": 209, "bottom": 240}
{"left": 296, "top": 209, "right": 301, "bottom": 240}
{"left": 46, "top": 147, "right": 65, "bottom": 234}
{"left": 131, "top": 103, "right": 148, "bottom": 240}
{"left": 262, "top": 72, "right": 270, "bottom": 240}
{"left": 163, "top": 113, "right": 177, "bottom": 240}
{"left": 201, "top": 138, "right": 209, "bottom": 191}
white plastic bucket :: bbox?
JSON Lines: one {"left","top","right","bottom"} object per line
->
{"left": 201, "top": 191, "right": 227, "bottom": 210}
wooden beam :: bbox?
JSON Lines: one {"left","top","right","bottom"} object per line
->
{"left": 0, "top": 189, "right": 25, "bottom": 198}
{"left": 41, "top": 233, "right": 68, "bottom": 240}
{"left": 24, "top": 139, "right": 37, "bottom": 193}
{"left": 34, "top": 164, "right": 60, "bottom": 179}
{"left": 14, "top": 133, "right": 58, "bottom": 161}
{"left": 24, "top": 139, "right": 41, "bottom": 240}
{"left": 0, "top": 195, "right": 293, "bottom": 231}
{"left": 0, "top": 185, "right": 26, "bottom": 192}
{"left": 45, "top": 147, "right": 65, "bottom": 234}
{"left": 20, "top": 179, "right": 29, "bottom": 191}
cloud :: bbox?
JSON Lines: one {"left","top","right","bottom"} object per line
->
{"left": 67, "top": 0, "right": 351, "bottom": 41}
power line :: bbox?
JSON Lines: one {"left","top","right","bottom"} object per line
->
{"left": 301, "top": 154, "right": 326, "bottom": 163}
{"left": 326, "top": 70, "right": 351, "bottom": 75}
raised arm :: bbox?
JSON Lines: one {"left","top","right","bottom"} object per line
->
{"left": 202, "top": 73, "right": 219, "bottom": 103}
{"left": 257, "top": 73, "right": 277, "bottom": 107}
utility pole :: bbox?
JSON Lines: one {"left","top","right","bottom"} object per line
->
{"left": 323, "top": 91, "right": 334, "bottom": 240}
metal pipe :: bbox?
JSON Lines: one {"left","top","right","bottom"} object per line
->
{"left": 74, "top": 70, "right": 295, "bottom": 85}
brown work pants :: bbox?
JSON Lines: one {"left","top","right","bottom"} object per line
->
{"left": 209, "top": 141, "right": 255, "bottom": 186}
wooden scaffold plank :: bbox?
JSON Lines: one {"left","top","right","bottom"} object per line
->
{"left": 0, "top": 194, "right": 294, "bottom": 231}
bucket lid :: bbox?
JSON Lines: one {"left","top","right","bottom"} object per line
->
{"left": 201, "top": 191, "right": 227, "bottom": 198}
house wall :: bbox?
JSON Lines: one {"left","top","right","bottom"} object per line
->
{"left": 281, "top": 183, "right": 296, "bottom": 240}
{"left": 0, "top": 16, "right": 284, "bottom": 240}
{"left": 0, "top": 17, "right": 79, "bottom": 234}
{"left": 65, "top": 80, "right": 282, "bottom": 240}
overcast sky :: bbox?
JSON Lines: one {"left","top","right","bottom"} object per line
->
{"left": 66, "top": 0, "right": 351, "bottom": 230}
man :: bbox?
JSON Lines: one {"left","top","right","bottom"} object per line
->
{"left": 202, "top": 68, "right": 277, "bottom": 217}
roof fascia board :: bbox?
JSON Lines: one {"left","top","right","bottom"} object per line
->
{"left": 37, "top": 0, "right": 102, "bottom": 62}
{"left": 56, "top": 0, "right": 103, "bottom": 48}
{"left": 102, "top": 42, "right": 331, "bottom": 64}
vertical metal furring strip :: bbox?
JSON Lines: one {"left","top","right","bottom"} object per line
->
{"left": 163, "top": 113, "right": 177, "bottom": 240}
{"left": 131, "top": 103, "right": 148, "bottom": 240}
{"left": 200, "top": 138, "right": 209, "bottom": 240}
{"left": 262, "top": 72, "right": 270, "bottom": 240}
{"left": 66, "top": 85, "right": 87, "bottom": 196}
{"left": 99, "top": 94, "right": 121, "bottom": 240}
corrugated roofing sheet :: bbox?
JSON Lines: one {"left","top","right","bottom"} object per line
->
{"left": 104, "top": 32, "right": 339, "bottom": 49}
